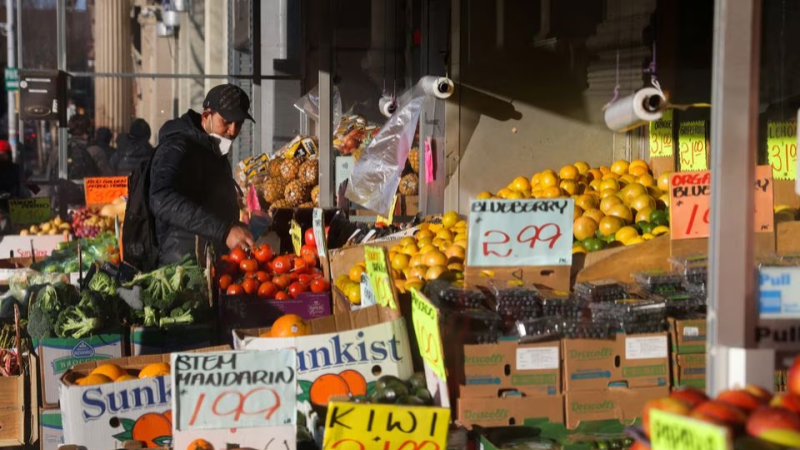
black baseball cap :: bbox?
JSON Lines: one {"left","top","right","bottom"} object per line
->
{"left": 203, "top": 84, "right": 255, "bottom": 123}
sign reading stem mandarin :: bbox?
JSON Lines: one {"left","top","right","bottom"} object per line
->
{"left": 411, "top": 289, "right": 446, "bottom": 380}
{"left": 84, "top": 176, "right": 128, "bottom": 206}
{"left": 650, "top": 409, "right": 729, "bottom": 450}
{"left": 171, "top": 349, "right": 296, "bottom": 431}
{"left": 322, "top": 402, "right": 450, "bottom": 450}
{"left": 9, "top": 197, "right": 50, "bottom": 225}
{"left": 678, "top": 121, "right": 708, "bottom": 172}
{"left": 649, "top": 109, "right": 674, "bottom": 157}
{"left": 669, "top": 168, "right": 773, "bottom": 240}
{"left": 364, "top": 245, "right": 398, "bottom": 310}
{"left": 767, "top": 121, "right": 797, "bottom": 180}
{"left": 467, "top": 199, "right": 574, "bottom": 267}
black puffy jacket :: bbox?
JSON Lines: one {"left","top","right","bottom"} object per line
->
{"left": 149, "top": 110, "right": 240, "bottom": 265}
{"left": 112, "top": 134, "right": 154, "bottom": 175}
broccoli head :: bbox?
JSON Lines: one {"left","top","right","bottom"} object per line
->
{"left": 27, "top": 301, "right": 56, "bottom": 341}
{"left": 158, "top": 305, "right": 194, "bottom": 328}
{"left": 134, "top": 306, "right": 159, "bottom": 328}
{"left": 55, "top": 306, "right": 102, "bottom": 339}
{"left": 88, "top": 272, "right": 116, "bottom": 297}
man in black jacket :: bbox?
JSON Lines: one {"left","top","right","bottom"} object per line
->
{"left": 149, "top": 84, "right": 255, "bottom": 264}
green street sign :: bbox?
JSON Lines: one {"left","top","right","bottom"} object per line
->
{"left": 5, "top": 67, "right": 18, "bottom": 92}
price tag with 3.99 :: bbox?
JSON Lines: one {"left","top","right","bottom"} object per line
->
{"left": 767, "top": 121, "right": 797, "bottom": 181}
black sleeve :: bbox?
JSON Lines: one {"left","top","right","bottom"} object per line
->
{"left": 148, "top": 141, "right": 233, "bottom": 243}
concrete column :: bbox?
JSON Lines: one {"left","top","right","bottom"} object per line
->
{"left": 204, "top": 0, "right": 227, "bottom": 93}
{"left": 94, "top": 0, "right": 133, "bottom": 134}
{"left": 178, "top": 2, "right": 205, "bottom": 113}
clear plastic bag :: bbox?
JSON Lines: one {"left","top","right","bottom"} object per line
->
{"left": 293, "top": 85, "right": 343, "bottom": 126}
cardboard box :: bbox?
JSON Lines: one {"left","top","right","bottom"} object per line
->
{"left": 457, "top": 394, "right": 563, "bottom": 428}
{"left": 564, "top": 386, "right": 669, "bottom": 429}
{"left": 562, "top": 333, "right": 670, "bottom": 392}
{"left": 129, "top": 324, "right": 214, "bottom": 356}
{"left": 328, "top": 239, "right": 400, "bottom": 283}
{"left": 40, "top": 409, "right": 63, "bottom": 450}
{"left": 0, "top": 364, "right": 24, "bottom": 447}
{"left": 218, "top": 292, "right": 331, "bottom": 343}
{"left": 461, "top": 340, "right": 561, "bottom": 398}
{"left": 668, "top": 318, "right": 706, "bottom": 354}
{"left": 59, "top": 346, "right": 228, "bottom": 450}
{"left": 37, "top": 333, "right": 124, "bottom": 407}
{"left": 672, "top": 353, "right": 706, "bottom": 389}
{"left": 0, "top": 235, "right": 64, "bottom": 260}
{"left": 233, "top": 305, "right": 414, "bottom": 414}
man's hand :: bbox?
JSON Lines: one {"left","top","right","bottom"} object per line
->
{"left": 226, "top": 224, "right": 254, "bottom": 250}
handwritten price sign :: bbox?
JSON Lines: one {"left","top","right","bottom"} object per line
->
{"left": 172, "top": 349, "right": 296, "bottom": 431}
{"left": 323, "top": 402, "right": 450, "bottom": 450}
{"left": 84, "top": 176, "right": 128, "bottom": 206}
{"left": 649, "top": 110, "right": 674, "bottom": 157}
{"left": 767, "top": 121, "right": 797, "bottom": 180}
{"left": 678, "top": 121, "right": 708, "bottom": 172}
{"left": 467, "top": 199, "right": 573, "bottom": 267}
{"left": 411, "top": 289, "right": 446, "bottom": 380}
{"left": 365, "top": 245, "right": 398, "bottom": 310}
{"left": 9, "top": 198, "right": 50, "bottom": 225}
{"left": 650, "top": 409, "right": 729, "bottom": 450}
{"left": 669, "top": 168, "right": 774, "bottom": 240}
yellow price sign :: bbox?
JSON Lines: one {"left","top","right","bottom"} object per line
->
{"left": 679, "top": 121, "right": 708, "bottom": 172}
{"left": 649, "top": 110, "right": 674, "bottom": 157}
{"left": 767, "top": 121, "right": 797, "bottom": 180}
{"left": 9, "top": 198, "right": 51, "bottom": 225}
{"left": 377, "top": 194, "right": 399, "bottom": 225}
{"left": 411, "top": 289, "right": 446, "bottom": 380}
{"left": 650, "top": 410, "right": 729, "bottom": 450}
{"left": 364, "top": 245, "right": 398, "bottom": 309}
{"left": 323, "top": 402, "right": 450, "bottom": 450}
{"left": 290, "top": 220, "right": 302, "bottom": 256}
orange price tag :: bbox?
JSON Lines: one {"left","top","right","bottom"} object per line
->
{"left": 767, "top": 121, "right": 797, "bottom": 180}
{"left": 678, "top": 121, "right": 708, "bottom": 172}
{"left": 84, "top": 177, "right": 128, "bottom": 206}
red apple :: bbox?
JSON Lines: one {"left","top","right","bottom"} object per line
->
{"left": 642, "top": 397, "right": 692, "bottom": 436}
{"left": 771, "top": 393, "right": 800, "bottom": 415}
{"left": 691, "top": 400, "right": 748, "bottom": 426}
{"left": 670, "top": 387, "right": 710, "bottom": 408}
{"left": 717, "top": 389, "right": 767, "bottom": 413}
{"left": 746, "top": 407, "right": 800, "bottom": 447}
{"left": 744, "top": 384, "right": 774, "bottom": 403}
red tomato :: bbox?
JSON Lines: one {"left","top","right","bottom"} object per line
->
{"left": 310, "top": 278, "right": 330, "bottom": 293}
{"left": 298, "top": 274, "right": 313, "bottom": 287}
{"left": 253, "top": 244, "right": 274, "bottom": 264}
{"left": 255, "top": 271, "right": 270, "bottom": 283}
{"left": 300, "top": 244, "right": 317, "bottom": 259}
{"left": 242, "top": 278, "right": 258, "bottom": 295}
{"left": 293, "top": 257, "right": 308, "bottom": 273}
{"left": 217, "top": 259, "right": 239, "bottom": 276}
{"left": 288, "top": 282, "right": 307, "bottom": 299}
{"left": 226, "top": 284, "right": 244, "bottom": 295}
{"left": 302, "top": 252, "right": 318, "bottom": 267}
{"left": 273, "top": 274, "right": 291, "bottom": 289}
{"left": 240, "top": 258, "right": 259, "bottom": 274}
{"left": 229, "top": 247, "right": 247, "bottom": 264}
{"left": 217, "top": 274, "right": 233, "bottom": 290}
{"left": 220, "top": 254, "right": 230, "bottom": 262}
{"left": 305, "top": 228, "right": 316, "bottom": 247}
{"left": 257, "top": 281, "right": 277, "bottom": 298}
{"left": 272, "top": 256, "right": 291, "bottom": 274}
{"left": 275, "top": 291, "right": 290, "bottom": 301}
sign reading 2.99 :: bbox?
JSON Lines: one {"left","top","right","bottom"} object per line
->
{"left": 467, "top": 199, "right": 574, "bottom": 267}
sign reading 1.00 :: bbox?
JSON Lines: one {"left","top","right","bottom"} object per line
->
{"left": 467, "top": 199, "right": 574, "bottom": 267}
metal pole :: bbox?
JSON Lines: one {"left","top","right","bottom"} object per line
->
{"left": 15, "top": 0, "right": 22, "bottom": 168}
{"left": 707, "top": 0, "right": 773, "bottom": 395}
{"left": 6, "top": 0, "right": 16, "bottom": 162}
{"left": 318, "top": 0, "right": 334, "bottom": 208}
{"left": 56, "top": 0, "right": 67, "bottom": 181}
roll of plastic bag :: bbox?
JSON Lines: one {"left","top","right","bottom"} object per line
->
{"left": 346, "top": 76, "right": 454, "bottom": 216}
{"left": 603, "top": 87, "right": 665, "bottom": 132}
{"left": 293, "top": 85, "right": 343, "bottom": 126}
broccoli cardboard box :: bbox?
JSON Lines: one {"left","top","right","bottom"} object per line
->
{"left": 36, "top": 333, "right": 124, "bottom": 408}
{"left": 233, "top": 304, "right": 414, "bottom": 427}
{"left": 39, "top": 409, "right": 63, "bottom": 450}
{"left": 58, "top": 345, "right": 228, "bottom": 450}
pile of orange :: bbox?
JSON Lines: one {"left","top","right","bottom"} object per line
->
{"left": 260, "top": 314, "right": 311, "bottom": 338}
{"left": 73, "top": 362, "right": 171, "bottom": 385}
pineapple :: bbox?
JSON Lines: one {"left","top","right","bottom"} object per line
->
{"left": 311, "top": 185, "right": 320, "bottom": 206}
{"left": 280, "top": 156, "right": 304, "bottom": 181}
{"left": 408, "top": 147, "right": 420, "bottom": 173}
{"left": 261, "top": 178, "right": 286, "bottom": 203}
{"left": 299, "top": 202, "right": 314, "bottom": 208}
{"left": 284, "top": 180, "right": 310, "bottom": 207}
{"left": 298, "top": 159, "right": 319, "bottom": 186}
{"left": 399, "top": 173, "right": 419, "bottom": 196}
{"left": 269, "top": 157, "right": 284, "bottom": 179}
{"left": 269, "top": 199, "right": 290, "bottom": 212}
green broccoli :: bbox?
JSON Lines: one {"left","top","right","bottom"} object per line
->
{"left": 134, "top": 306, "right": 159, "bottom": 327}
{"left": 27, "top": 300, "right": 56, "bottom": 341}
{"left": 158, "top": 305, "right": 194, "bottom": 328}
{"left": 55, "top": 306, "right": 102, "bottom": 339}
{"left": 89, "top": 272, "right": 116, "bottom": 297}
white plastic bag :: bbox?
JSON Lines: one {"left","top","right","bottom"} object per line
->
{"left": 293, "top": 85, "right": 343, "bottom": 126}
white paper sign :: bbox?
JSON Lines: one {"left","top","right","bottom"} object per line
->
{"left": 172, "top": 349, "right": 296, "bottom": 431}
{"left": 359, "top": 272, "right": 378, "bottom": 308}
{"left": 467, "top": 199, "right": 574, "bottom": 267}
{"left": 313, "top": 208, "right": 328, "bottom": 258}
{"left": 516, "top": 346, "right": 559, "bottom": 370}
{"left": 626, "top": 336, "right": 668, "bottom": 360}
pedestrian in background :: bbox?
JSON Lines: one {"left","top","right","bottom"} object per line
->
{"left": 112, "top": 118, "right": 154, "bottom": 175}
{"left": 87, "top": 127, "right": 115, "bottom": 176}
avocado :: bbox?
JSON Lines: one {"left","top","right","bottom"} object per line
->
{"left": 296, "top": 411, "right": 307, "bottom": 428}
{"left": 398, "top": 395, "right": 427, "bottom": 406}
{"left": 376, "top": 388, "right": 399, "bottom": 404}
{"left": 413, "top": 387, "right": 433, "bottom": 405}
{"left": 407, "top": 372, "right": 427, "bottom": 390}
{"left": 375, "top": 375, "right": 405, "bottom": 392}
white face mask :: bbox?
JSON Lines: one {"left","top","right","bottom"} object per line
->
{"left": 205, "top": 116, "right": 233, "bottom": 156}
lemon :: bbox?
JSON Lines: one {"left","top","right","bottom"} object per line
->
{"left": 642, "top": 233, "right": 655, "bottom": 241}
{"left": 614, "top": 226, "right": 639, "bottom": 243}
{"left": 652, "top": 225, "right": 670, "bottom": 236}
{"left": 572, "top": 246, "right": 587, "bottom": 254}
{"left": 497, "top": 188, "right": 512, "bottom": 199}
{"left": 574, "top": 161, "right": 591, "bottom": 174}
{"left": 442, "top": 211, "right": 459, "bottom": 228}
{"left": 476, "top": 191, "right": 493, "bottom": 200}
{"left": 625, "top": 236, "right": 645, "bottom": 246}
{"left": 657, "top": 172, "right": 672, "bottom": 191}
{"left": 506, "top": 190, "right": 525, "bottom": 199}
{"left": 510, "top": 176, "right": 531, "bottom": 192}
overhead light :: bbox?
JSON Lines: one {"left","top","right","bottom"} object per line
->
{"left": 156, "top": 21, "right": 175, "bottom": 37}
{"left": 162, "top": 9, "right": 181, "bottom": 27}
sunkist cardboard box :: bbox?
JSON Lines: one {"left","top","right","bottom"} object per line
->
{"left": 59, "top": 345, "right": 229, "bottom": 450}
{"left": 40, "top": 409, "right": 63, "bottom": 450}
{"left": 233, "top": 304, "right": 414, "bottom": 423}
{"left": 562, "top": 333, "right": 670, "bottom": 392}
{"left": 672, "top": 353, "right": 706, "bottom": 389}
{"left": 668, "top": 318, "right": 706, "bottom": 355}
{"left": 564, "top": 386, "right": 669, "bottom": 428}
{"left": 37, "top": 332, "right": 125, "bottom": 407}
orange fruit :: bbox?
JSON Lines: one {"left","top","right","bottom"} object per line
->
{"left": 583, "top": 208, "right": 605, "bottom": 224}
{"left": 607, "top": 204, "right": 634, "bottom": 224}
{"left": 497, "top": 188, "right": 512, "bottom": 199}
{"left": 139, "top": 363, "right": 171, "bottom": 379}
{"left": 131, "top": 412, "right": 172, "bottom": 448}
{"left": 422, "top": 250, "right": 448, "bottom": 267}
{"left": 575, "top": 194, "right": 599, "bottom": 211}
{"left": 559, "top": 180, "right": 580, "bottom": 195}
{"left": 602, "top": 172, "right": 619, "bottom": 180}
{"left": 559, "top": 165, "right": 579, "bottom": 180}
{"left": 573, "top": 217, "right": 599, "bottom": 241}
{"left": 78, "top": 374, "right": 113, "bottom": 385}
{"left": 599, "top": 165, "right": 611, "bottom": 174}
{"left": 600, "top": 195, "right": 623, "bottom": 214}
{"left": 599, "top": 179, "right": 620, "bottom": 192}
{"left": 542, "top": 186, "right": 564, "bottom": 198}
{"left": 339, "top": 370, "right": 367, "bottom": 397}
{"left": 615, "top": 226, "right": 640, "bottom": 243}
{"left": 574, "top": 161, "right": 591, "bottom": 174}
{"left": 610, "top": 160, "right": 630, "bottom": 175}
{"left": 445, "top": 245, "right": 466, "bottom": 262}
{"left": 346, "top": 283, "right": 362, "bottom": 305}
{"left": 187, "top": 439, "right": 215, "bottom": 450}
{"left": 628, "top": 165, "right": 649, "bottom": 177}
{"left": 629, "top": 159, "right": 649, "bottom": 171}
{"left": 408, "top": 267, "right": 428, "bottom": 281}
{"left": 115, "top": 375, "right": 138, "bottom": 383}
{"left": 476, "top": 191, "right": 493, "bottom": 199}
{"left": 630, "top": 194, "right": 656, "bottom": 213}
{"left": 269, "top": 314, "right": 311, "bottom": 338}
{"left": 310, "top": 373, "right": 350, "bottom": 406}
{"left": 587, "top": 169, "right": 603, "bottom": 182}
{"left": 620, "top": 174, "right": 637, "bottom": 185}
{"left": 530, "top": 173, "right": 542, "bottom": 186}
{"left": 657, "top": 172, "right": 672, "bottom": 191}
{"left": 635, "top": 207, "right": 654, "bottom": 224}
{"left": 589, "top": 180, "right": 603, "bottom": 191}
{"left": 598, "top": 216, "right": 624, "bottom": 237}
{"left": 637, "top": 174, "right": 656, "bottom": 187}
{"left": 505, "top": 190, "right": 525, "bottom": 199}
{"left": 622, "top": 184, "right": 648, "bottom": 204}
{"left": 391, "top": 253, "right": 410, "bottom": 271}
{"left": 539, "top": 170, "right": 560, "bottom": 188}
{"left": 647, "top": 186, "right": 663, "bottom": 198}
{"left": 425, "top": 266, "right": 449, "bottom": 281}
{"left": 90, "top": 363, "right": 128, "bottom": 381}
{"left": 574, "top": 205, "right": 584, "bottom": 221}
{"left": 510, "top": 176, "right": 531, "bottom": 192}
{"left": 600, "top": 189, "right": 619, "bottom": 199}
{"left": 349, "top": 265, "right": 366, "bottom": 283}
